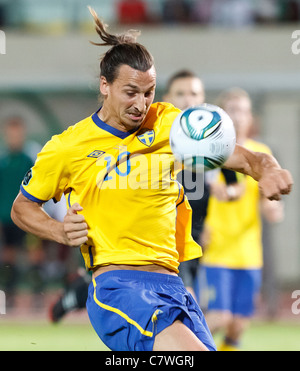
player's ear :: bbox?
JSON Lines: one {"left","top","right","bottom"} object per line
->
{"left": 100, "top": 76, "right": 109, "bottom": 97}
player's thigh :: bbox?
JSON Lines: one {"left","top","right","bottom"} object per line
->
{"left": 153, "top": 320, "right": 209, "bottom": 351}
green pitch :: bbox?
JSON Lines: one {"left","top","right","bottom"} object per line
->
{"left": 0, "top": 321, "right": 109, "bottom": 351}
{"left": 0, "top": 320, "right": 299, "bottom": 351}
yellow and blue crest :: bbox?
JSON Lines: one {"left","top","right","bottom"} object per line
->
{"left": 137, "top": 130, "right": 155, "bottom": 147}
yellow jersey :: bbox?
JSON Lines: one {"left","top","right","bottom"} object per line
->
{"left": 201, "top": 139, "right": 272, "bottom": 270}
{"left": 21, "top": 102, "right": 201, "bottom": 273}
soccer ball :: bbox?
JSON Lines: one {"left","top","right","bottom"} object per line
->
{"left": 170, "top": 104, "right": 236, "bottom": 172}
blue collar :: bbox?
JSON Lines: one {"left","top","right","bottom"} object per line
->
{"left": 92, "top": 107, "right": 139, "bottom": 139}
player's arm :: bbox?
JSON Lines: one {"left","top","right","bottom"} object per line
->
{"left": 11, "top": 192, "right": 88, "bottom": 247}
{"left": 223, "top": 143, "right": 293, "bottom": 201}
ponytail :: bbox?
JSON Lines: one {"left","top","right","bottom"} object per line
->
{"left": 88, "top": 6, "right": 154, "bottom": 83}
{"left": 88, "top": 6, "right": 140, "bottom": 46}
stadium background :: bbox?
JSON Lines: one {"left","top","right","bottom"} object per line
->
{"left": 0, "top": 0, "right": 299, "bottom": 351}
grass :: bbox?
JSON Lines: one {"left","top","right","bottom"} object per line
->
{"left": 0, "top": 320, "right": 109, "bottom": 351}
{"left": 0, "top": 319, "right": 299, "bottom": 351}
{"left": 241, "top": 322, "right": 300, "bottom": 351}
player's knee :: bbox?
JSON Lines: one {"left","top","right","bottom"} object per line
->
{"left": 207, "top": 310, "right": 233, "bottom": 330}
{"left": 218, "top": 311, "right": 234, "bottom": 328}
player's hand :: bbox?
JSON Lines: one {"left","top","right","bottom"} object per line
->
{"left": 63, "top": 203, "right": 88, "bottom": 247}
{"left": 210, "top": 182, "right": 245, "bottom": 202}
{"left": 258, "top": 168, "right": 293, "bottom": 201}
{"left": 210, "top": 183, "right": 229, "bottom": 201}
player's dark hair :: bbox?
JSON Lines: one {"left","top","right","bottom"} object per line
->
{"left": 89, "top": 7, "right": 154, "bottom": 83}
{"left": 165, "top": 70, "right": 200, "bottom": 94}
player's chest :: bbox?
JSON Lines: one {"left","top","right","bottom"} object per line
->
{"left": 68, "top": 129, "right": 174, "bottom": 188}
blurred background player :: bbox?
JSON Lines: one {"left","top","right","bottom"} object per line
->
{"left": 200, "top": 88, "right": 284, "bottom": 351}
{"left": 163, "top": 70, "right": 205, "bottom": 110}
{"left": 0, "top": 117, "right": 34, "bottom": 308}
{"left": 163, "top": 70, "right": 239, "bottom": 300}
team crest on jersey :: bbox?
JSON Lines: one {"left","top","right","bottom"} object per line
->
{"left": 87, "top": 150, "right": 105, "bottom": 159}
{"left": 137, "top": 129, "right": 155, "bottom": 147}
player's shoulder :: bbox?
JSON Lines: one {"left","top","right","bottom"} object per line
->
{"left": 245, "top": 138, "right": 272, "bottom": 155}
{"left": 59, "top": 115, "right": 93, "bottom": 141}
{"left": 38, "top": 115, "right": 94, "bottom": 160}
{"left": 145, "top": 102, "right": 181, "bottom": 128}
{"left": 143, "top": 103, "right": 181, "bottom": 134}
{"left": 150, "top": 102, "right": 181, "bottom": 116}
{"left": 49, "top": 115, "right": 94, "bottom": 148}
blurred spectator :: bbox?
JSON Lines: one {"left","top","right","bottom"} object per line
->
{"left": 117, "top": 0, "right": 148, "bottom": 24}
{"left": 211, "top": 0, "right": 255, "bottom": 28}
{"left": 278, "top": 0, "right": 300, "bottom": 22}
{"left": 2, "top": 0, "right": 300, "bottom": 28}
{"left": 0, "top": 117, "right": 34, "bottom": 308}
{"left": 191, "top": 0, "right": 213, "bottom": 24}
{"left": 255, "top": 0, "right": 279, "bottom": 24}
{"left": 0, "top": 0, "right": 8, "bottom": 27}
{"left": 162, "top": 0, "right": 191, "bottom": 23}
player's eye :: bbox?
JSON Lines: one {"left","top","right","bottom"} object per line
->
{"left": 145, "top": 90, "right": 154, "bottom": 98}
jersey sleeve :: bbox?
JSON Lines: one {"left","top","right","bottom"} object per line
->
{"left": 21, "top": 135, "right": 69, "bottom": 203}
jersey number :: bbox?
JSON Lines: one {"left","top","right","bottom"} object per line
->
{"left": 103, "top": 151, "right": 131, "bottom": 181}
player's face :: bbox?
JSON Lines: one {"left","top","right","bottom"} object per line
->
{"left": 164, "top": 77, "right": 205, "bottom": 110}
{"left": 4, "top": 121, "right": 26, "bottom": 151}
{"left": 100, "top": 64, "right": 156, "bottom": 131}
{"left": 223, "top": 97, "right": 253, "bottom": 141}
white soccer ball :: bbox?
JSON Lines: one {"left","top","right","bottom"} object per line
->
{"left": 170, "top": 104, "right": 236, "bottom": 172}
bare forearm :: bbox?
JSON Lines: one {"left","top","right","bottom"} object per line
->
{"left": 223, "top": 144, "right": 280, "bottom": 181}
{"left": 11, "top": 192, "right": 65, "bottom": 244}
{"left": 11, "top": 193, "right": 88, "bottom": 247}
{"left": 224, "top": 144, "right": 293, "bottom": 200}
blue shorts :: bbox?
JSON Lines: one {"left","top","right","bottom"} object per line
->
{"left": 86, "top": 270, "right": 216, "bottom": 351}
{"left": 203, "top": 266, "right": 262, "bottom": 317}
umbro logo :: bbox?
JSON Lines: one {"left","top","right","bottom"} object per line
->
{"left": 87, "top": 150, "right": 105, "bottom": 159}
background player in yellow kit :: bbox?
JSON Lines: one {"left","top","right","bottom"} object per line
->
{"left": 11, "top": 9, "right": 292, "bottom": 351}
{"left": 201, "top": 88, "right": 284, "bottom": 351}
{"left": 163, "top": 70, "right": 239, "bottom": 300}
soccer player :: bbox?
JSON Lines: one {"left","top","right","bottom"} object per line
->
{"left": 201, "top": 88, "right": 285, "bottom": 351}
{"left": 163, "top": 70, "right": 205, "bottom": 110}
{"left": 163, "top": 70, "right": 239, "bottom": 300}
{"left": 11, "top": 9, "right": 292, "bottom": 351}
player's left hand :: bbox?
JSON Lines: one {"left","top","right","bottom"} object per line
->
{"left": 258, "top": 168, "right": 293, "bottom": 201}
{"left": 63, "top": 203, "right": 89, "bottom": 247}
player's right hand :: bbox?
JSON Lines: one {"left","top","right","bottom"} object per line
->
{"left": 63, "top": 203, "right": 88, "bottom": 247}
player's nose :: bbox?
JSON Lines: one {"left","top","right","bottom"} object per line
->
{"left": 133, "top": 94, "right": 147, "bottom": 113}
